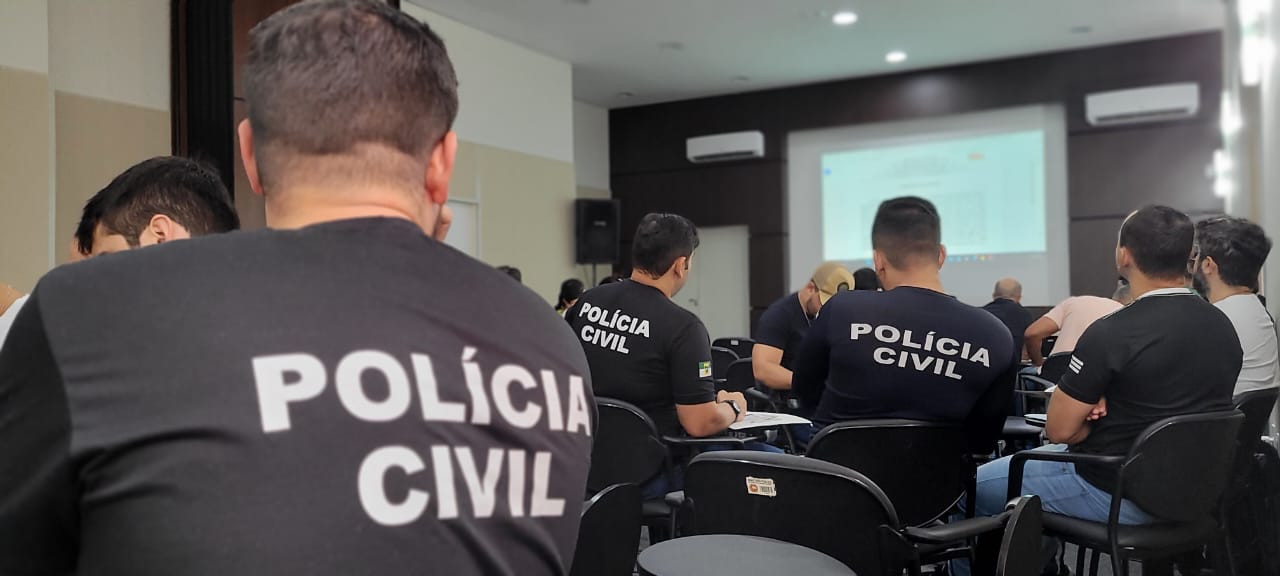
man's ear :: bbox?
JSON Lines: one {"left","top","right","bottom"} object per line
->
{"left": 425, "top": 130, "right": 458, "bottom": 207}
{"left": 671, "top": 256, "right": 689, "bottom": 279}
{"left": 937, "top": 244, "right": 947, "bottom": 269}
{"left": 1201, "top": 256, "right": 1219, "bottom": 277}
{"left": 238, "top": 119, "right": 264, "bottom": 197}
{"left": 872, "top": 250, "right": 887, "bottom": 275}
{"left": 145, "top": 214, "right": 191, "bottom": 245}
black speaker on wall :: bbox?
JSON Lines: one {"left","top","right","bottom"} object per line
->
{"left": 575, "top": 199, "right": 620, "bottom": 264}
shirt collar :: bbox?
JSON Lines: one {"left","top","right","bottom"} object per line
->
{"left": 1134, "top": 287, "right": 1196, "bottom": 300}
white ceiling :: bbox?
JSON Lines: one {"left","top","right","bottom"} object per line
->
{"left": 408, "top": 0, "right": 1225, "bottom": 109}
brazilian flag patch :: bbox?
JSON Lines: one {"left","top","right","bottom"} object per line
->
{"left": 699, "top": 361, "right": 712, "bottom": 378}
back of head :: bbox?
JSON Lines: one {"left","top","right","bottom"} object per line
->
{"left": 557, "top": 278, "right": 584, "bottom": 310}
{"left": 992, "top": 278, "right": 1022, "bottom": 300}
{"left": 74, "top": 189, "right": 111, "bottom": 257}
{"left": 1118, "top": 205, "right": 1195, "bottom": 282}
{"left": 853, "top": 267, "right": 880, "bottom": 291}
{"left": 244, "top": 0, "right": 458, "bottom": 191}
{"left": 871, "top": 196, "right": 942, "bottom": 270}
{"left": 1195, "top": 216, "right": 1273, "bottom": 291}
{"left": 96, "top": 156, "right": 240, "bottom": 247}
{"left": 631, "top": 213, "right": 699, "bottom": 278}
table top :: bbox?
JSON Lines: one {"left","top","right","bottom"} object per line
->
{"left": 637, "top": 534, "right": 855, "bottom": 576}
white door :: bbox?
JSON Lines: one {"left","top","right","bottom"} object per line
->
{"left": 675, "top": 226, "right": 750, "bottom": 340}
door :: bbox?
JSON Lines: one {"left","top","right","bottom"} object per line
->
{"left": 676, "top": 226, "right": 750, "bottom": 340}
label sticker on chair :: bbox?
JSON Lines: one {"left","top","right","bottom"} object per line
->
{"left": 745, "top": 476, "right": 776, "bottom": 497}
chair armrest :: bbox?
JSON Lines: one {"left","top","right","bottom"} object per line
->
{"left": 903, "top": 515, "right": 1006, "bottom": 544}
{"left": 662, "top": 435, "right": 747, "bottom": 447}
{"left": 1014, "top": 390, "right": 1051, "bottom": 400}
{"left": 1019, "top": 374, "right": 1056, "bottom": 390}
{"left": 1006, "top": 451, "right": 1125, "bottom": 501}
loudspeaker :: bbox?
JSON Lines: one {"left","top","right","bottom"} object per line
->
{"left": 575, "top": 199, "right": 620, "bottom": 264}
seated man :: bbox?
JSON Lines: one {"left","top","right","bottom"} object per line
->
{"left": 1024, "top": 284, "right": 1131, "bottom": 383}
{"left": 792, "top": 196, "right": 1018, "bottom": 453}
{"left": 1193, "top": 216, "right": 1277, "bottom": 394}
{"left": 971, "top": 206, "right": 1240, "bottom": 534}
{"left": 567, "top": 213, "right": 767, "bottom": 496}
{"left": 982, "top": 278, "right": 1033, "bottom": 360}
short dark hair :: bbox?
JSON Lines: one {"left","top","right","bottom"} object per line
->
{"left": 556, "top": 278, "right": 585, "bottom": 311}
{"left": 497, "top": 265, "right": 522, "bottom": 283}
{"left": 1195, "top": 216, "right": 1273, "bottom": 290}
{"left": 1118, "top": 206, "right": 1196, "bottom": 281}
{"left": 97, "top": 156, "right": 240, "bottom": 247}
{"left": 853, "top": 267, "right": 880, "bottom": 291}
{"left": 74, "top": 188, "right": 111, "bottom": 256}
{"left": 632, "top": 213, "right": 699, "bottom": 278}
{"left": 871, "top": 196, "right": 942, "bottom": 268}
{"left": 244, "top": 0, "right": 459, "bottom": 185}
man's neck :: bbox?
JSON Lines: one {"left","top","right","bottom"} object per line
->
{"left": 1127, "top": 274, "right": 1189, "bottom": 300}
{"left": 884, "top": 268, "right": 945, "bottom": 293}
{"left": 265, "top": 185, "right": 432, "bottom": 233}
{"left": 1207, "top": 280, "right": 1255, "bottom": 304}
{"left": 629, "top": 272, "right": 675, "bottom": 299}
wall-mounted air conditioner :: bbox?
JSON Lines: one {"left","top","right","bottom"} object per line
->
{"left": 1084, "top": 83, "right": 1200, "bottom": 127}
{"left": 686, "top": 131, "right": 765, "bottom": 163}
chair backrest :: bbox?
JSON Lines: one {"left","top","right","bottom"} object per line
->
{"left": 1038, "top": 353, "right": 1071, "bottom": 383}
{"left": 1040, "top": 336, "right": 1058, "bottom": 359}
{"left": 807, "top": 419, "right": 970, "bottom": 526}
{"left": 711, "top": 347, "right": 738, "bottom": 381}
{"left": 722, "top": 358, "right": 756, "bottom": 394}
{"left": 682, "top": 450, "right": 899, "bottom": 575}
{"left": 1233, "top": 388, "right": 1280, "bottom": 478}
{"left": 588, "top": 398, "right": 668, "bottom": 493}
{"left": 713, "top": 337, "right": 756, "bottom": 359}
{"left": 570, "top": 483, "right": 642, "bottom": 576}
{"left": 1121, "top": 410, "right": 1244, "bottom": 522}
{"left": 997, "top": 496, "right": 1044, "bottom": 576}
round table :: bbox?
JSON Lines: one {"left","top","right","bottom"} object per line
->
{"left": 637, "top": 534, "right": 855, "bottom": 576}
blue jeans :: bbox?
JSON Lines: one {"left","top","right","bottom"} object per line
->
{"left": 640, "top": 440, "right": 784, "bottom": 500}
{"left": 952, "top": 444, "right": 1154, "bottom": 576}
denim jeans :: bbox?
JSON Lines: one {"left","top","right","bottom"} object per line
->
{"left": 639, "top": 440, "right": 784, "bottom": 500}
{"left": 952, "top": 444, "right": 1154, "bottom": 576}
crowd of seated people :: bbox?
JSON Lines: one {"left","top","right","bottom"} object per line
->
{"left": 0, "top": 1, "right": 1276, "bottom": 575}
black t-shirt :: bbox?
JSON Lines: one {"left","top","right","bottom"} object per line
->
{"left": 566, "top": 280, "right": 716, "bottom": 437}
{"left": 792, "top": 286, "right": 1018, "bottom": 452}
{"left": 0, "top": 218, "right": 595, "bottom": 576}
{"left": 981, "top": 298, "right": 1033, "bottom": 357}
{"left": 754, "top": 292, "right": 810, "bottom": 371}
{"left": 1058, "top": 288, "right": 1240, "bottom": 493}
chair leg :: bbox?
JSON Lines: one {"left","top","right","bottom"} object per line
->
{"left": 1088, "top": 550, "right": 1100, "bottom": 576}
{"left": 1211, "top": 530, "right": 1237, "bottom": 576}
{"left": 1110, "top": 550, "right": 1127, "bottom": 576}
{"left": 1075, "top": 546, "right": 1086, "bottom": 576}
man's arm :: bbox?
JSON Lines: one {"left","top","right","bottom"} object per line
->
{"left": 790, "top": 311, "right": 832, "bottom": 411}
{"left": 751, "top": 344, "right": 792, "bottom": 390}
{"left": 1024, "top": 316, "right": 1060, "bottom": 367}
{"left": 964, "top": 351, "right": 1017, "bottom": 454}
{"left": 670, "top": 321, "right": 742, "bottom": 437}
{"left": 1048, "top": 322, "right": 1115, "bottom": 444}
{"left": 0, "top": 292, "right": 78, "bottom": 574}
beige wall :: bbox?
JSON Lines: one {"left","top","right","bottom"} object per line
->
{"left": 0, "top": 67, "right": 53, "bottom": 292}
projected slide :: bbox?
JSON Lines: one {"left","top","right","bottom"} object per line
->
{"left": 820, "top": 130, "right": 1046, "bottom": 262}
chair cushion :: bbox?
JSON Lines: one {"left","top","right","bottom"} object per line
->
{"left": 1042, "top": 512, "right": 1218, "bottom": 552}
{"left": 664, "top": 490, "right": 685, "bottom": 508}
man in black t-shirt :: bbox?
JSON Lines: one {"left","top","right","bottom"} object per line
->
{"left": 981, "top": 277, "right": 1033, "bottom": 359}
{"left": 752, "top": 261, "right": 855, "bottom": 391}
{"left": 0, "top": 3, "right": 594, "bottom": 575}
{"left": 792, "top": 197, "right": 1018, "bottom": 453}
{"left": 970, "top": 206, "right": 1240, "bottom": 530}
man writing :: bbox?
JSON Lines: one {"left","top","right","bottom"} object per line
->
{"left": 0, "top": 2, "right": 594, "bottom": 574}
{"left": 792, "top": 196, "right": 1018, "bottom": 453}
{"left": 752, "top": 261, "right": 855, "bottom": 391}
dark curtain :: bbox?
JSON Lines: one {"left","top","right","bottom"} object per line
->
{"left": 171, "top": 0, "right": 235, "bottom": 197}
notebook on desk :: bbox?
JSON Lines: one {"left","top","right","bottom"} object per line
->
{"left": 729, "top": 412, "right": 812, "bottom": 430}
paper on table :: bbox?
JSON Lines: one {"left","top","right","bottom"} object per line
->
{"left": 729, "top": 412, "right": 813, "bottom": 430}
{"left": 1025, "top": 413, "right": 1048, "bottom": 425}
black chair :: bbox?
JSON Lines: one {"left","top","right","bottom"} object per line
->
{"left": 1040, "top": 336, "right": 1058, "bottom": 360}
{"left": 1038, "top": 353, "right": 1071, "bottom": 384}
{"left": 722, "top": 358, "right": 776, "bottom": 408}
{"left": 1219, "top": 388, "right": 1280, "bottom": 571}
{"left": 570, "top": 483, "right": 642, "bottom": 576}
{"left": 680, "top": 450, "right": 1030, "bottom": 576}
{"left": 1007, "top": 410, "right": 1245, "bottom": 576}
{"left": 710, "top": 346, "right": 738, "bottom": 382}
{"left": 713, "top": 337, "right": 756, "bottom": 359}
{"left": 995, "top": 495, "right": 1044, "bottom": 576}
{"left": 806, "top": 419, "right": 973, "bottom": 527}
{"left": 1231, "top": 388, "right": 1280, "bottom": 479}
{"left": 589, "top": 398, "right": 745, "bottom": 541}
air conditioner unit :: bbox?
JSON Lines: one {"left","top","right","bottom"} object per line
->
{"left": 686, "top": 131, "right": 765, "bottom": 163}
{"left": 1084, "top": 83, "right": 1200, "bottom": 127}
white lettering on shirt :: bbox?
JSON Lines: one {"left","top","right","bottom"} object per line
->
{"left": 850, "top": 324, "right": 990, "bottom": 381}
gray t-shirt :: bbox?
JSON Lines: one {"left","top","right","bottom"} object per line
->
{"left": 0, "top": 218, "right": 595, "bottom": 576}
{"left": 1216, "top": 293, "right": 1280, "bottom": 395}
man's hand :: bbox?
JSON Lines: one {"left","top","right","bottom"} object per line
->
{"left": 1086, "top": 397, "right": 1107, "bottom": 421}
{"left": 717, "top": 390, "right": 748, "bottom": 422}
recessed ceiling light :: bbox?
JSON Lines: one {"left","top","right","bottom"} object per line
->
{"left": 832, "top": 11, "right": 858, "bottom": 26}
{"left": 616, "top": 91, "right": 636, "bottom": 99}
{"left": 885, "top": 50, "right": 907, "bottom": 64}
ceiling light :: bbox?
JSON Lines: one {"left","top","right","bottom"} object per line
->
{"left": 616, "top": 91, "right": 635, "bottom": 99}
{"left": 832, "top": 11, "right": 858, "bottom": 26}
{"left": 886, "top": 51, "right": 907, "bottom": 64}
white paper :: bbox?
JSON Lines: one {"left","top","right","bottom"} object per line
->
{"left": 729, "top": 412, "right": 812, "bottom": 430}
